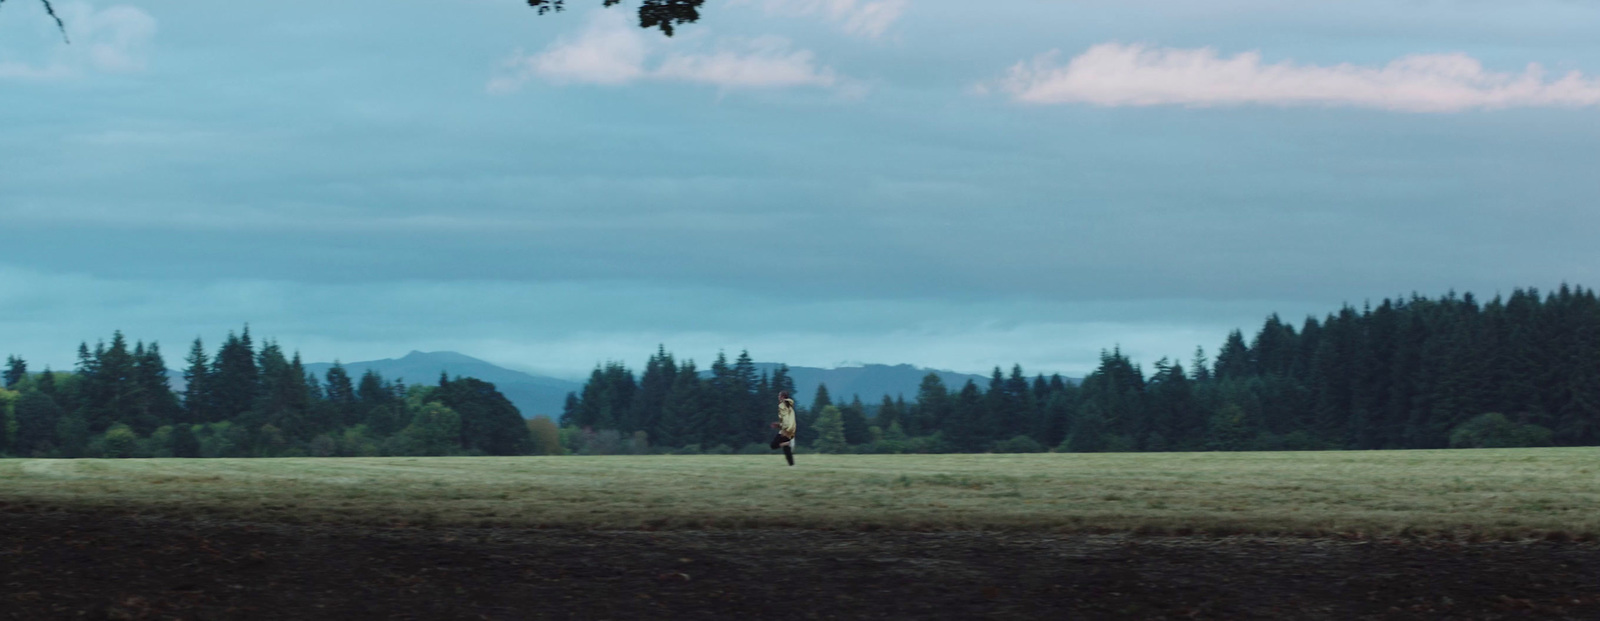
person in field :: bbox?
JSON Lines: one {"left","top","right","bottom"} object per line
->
{"left": 769, "top": 391, "right": 797, "bottom": 466}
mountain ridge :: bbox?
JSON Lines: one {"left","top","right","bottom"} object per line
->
{"left": 194, "top": 351, "right": 1073, "bottom": 420}
{"left": 303, "top": 351, "right": 581, "bottom": 419}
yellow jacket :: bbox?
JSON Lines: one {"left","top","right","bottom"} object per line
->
{"left": 778, "top": 398, "right": 797, "bottom": 438}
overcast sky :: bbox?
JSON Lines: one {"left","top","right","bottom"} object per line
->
{"left": 4, "top": 0, "right": 1599, "bottom": 379}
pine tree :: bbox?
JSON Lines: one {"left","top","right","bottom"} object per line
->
{"left": 732, "top": 350, "right": 762, "bottom": 437}
{"left": 559, "top": 391, "right": 580, "bottom": 428}
{"left": 804, "top": 382, "right": 833, "bottom": 447}
{"left": 893, "top": 394, "right": 913, "bottom": 436}
{"left": 877, "top": 394, "right": 900, "bottom": 430}
{"left": 1064, "top": 402, "right": 1107, "bottom": 453}
{"left": 129, "top": 341, "right": 179, "bottom": 434}
{"left": 210, "top": 329, "right": 260, "bottom": 422}
{"left": 945, "top": 380, "right": 985, "bottom": 452}
{"left": 1078, "top": 348, "right": 1146, "bottom": 448}
{"left": 324, "top": 362, "right": 357, "bottom": 426}
{"left": 811, "top": 382, "right": 833, "bottom": 415}
{"left": 1214, "top": 330, "right": 1251, "bottom": 380}
{"left": 250, "top": 340, "right": 309, "bottom": 436}
{"left": 36, "top": 366, "right": 56, "bottom": 397}
{"left": 1189, "top": 347, "right": 1211, "bottom": 382}
{"left": 4, "top": 355, "right": 25, "bottom": 388}
{"left": 357, "top": 369, "right": 403, "bottom": 436}
{"left": 1006, "top": 365, "right": 1036, "bottom": 440}
{"left": 12, "top": 389, "right": 63, "bottom": 456}
{"left": 812, "top": 405, "right": 847, "bottom": 453}
{"left": 1144, "top": 358, "right": 1191, "bottom": 450}
{"left": 656, "top": 360, "right": 704, "bottom": 447}
{"left": 632, "top": 346, "right": 676, "bottom": 441}
{"left": 769, "top": 364, "right": 797, "bottom": 404}
{"left": 912, "top": 373, "right": 948, "bottom": 434}
{"left": 75, "top": 332, "right": 136, "bottom": 433}
{"left": 182, "top": 338, "right": 210, "bottom": 425}
{"left": 840, "top": 395, "right": 870, "bottom": 446}
{"left": 1310, "top": 308, "right": 1356, "bottom": 445}
{"left": 1039, "top": 391, "right": 1074, "bottom": 449}
{"left": 981, "top": 367, "right": 1007, "bottom": 447}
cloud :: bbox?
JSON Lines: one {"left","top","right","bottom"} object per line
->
{"left": 993, "top": 43, "right": 1600, "bottom": 112}
{"left": 0, "top": 2, "right": 156, "bottom": 79}
{"left": 654, "top": 36, "right": 836, "bottom": 88}
{"left": 490, "top": 11, "right": 648, "bottom": 88}
{"left": 737, "top": 0, "right": 910, "bottom": 38}
{"left": 489, "top": 11, "right": 840, "bottom": 92}
{"left": 68, "top": 3, "right": 157, "bottom": 72}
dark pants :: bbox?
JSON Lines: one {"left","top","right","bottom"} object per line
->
{"left": 770, "top": 433, "right": 794, "bottom": 465}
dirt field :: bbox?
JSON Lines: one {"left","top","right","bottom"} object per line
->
{"left": 5, "top": 507, "right": 1600, "bottom": 620}
{"left": 6, "top": 452, "right": 1600, "bottom": 618}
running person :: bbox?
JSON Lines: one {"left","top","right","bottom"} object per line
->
{"left": 769, "top": 391, "right": 797, "bottom": 466}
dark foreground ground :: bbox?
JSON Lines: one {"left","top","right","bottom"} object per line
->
{"left": 4, "top": 509, "right": 1599, "bottom": 620}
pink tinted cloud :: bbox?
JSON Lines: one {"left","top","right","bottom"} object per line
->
{"left": 996, "top": 43, "right": 1600, "bottom": 112}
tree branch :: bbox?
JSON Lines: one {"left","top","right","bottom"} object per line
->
{"left": 526, "top": 0, "right": 703, "bottom": 37}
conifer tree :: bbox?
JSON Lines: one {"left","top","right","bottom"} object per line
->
{"left": 732, "top": 350, "right": 761, "bottom": 432}
{"left": 559, "top": 391, "right": 580, "bottom": 427}
{"left": 656, "top": 360, "right": 704, "bottom": 447}
{"left": 1064, "top": 402, "right": 1107, "bottom": 453}
{"left": 840, "top": 394, "right": 870, "bottom": 445}
{"left": 1213, "top": 330, "right": 1251, "bottom": 380}
{"left": 893, "top": 394, "right": 913, "bottom": 436}
{"left": 632, "top": 346, "right": 676, "bottom": 441}
{"left": 812, "top": 405, "right": 847, "bottom": 453}
{"left": 182, "top": 338, "right": 210, "bottom": 424}
{"left": 35, "top": 366, "right": 56, "bottom": 397}
{"left": 1006, "top": 365, "right": 1035, "bottom": 439}
{"left": 74, "top": 332, "right": 136, "bottom": 433}
{"left": 4, "top": 355, "right": 25, "bottom": 388}
{"left": 981, "top": 367, "right": 1007, "bottom": 446}
{"left": 945, "top": 380, "right": 985, "bottom": 451}
{"left": 810, "top": 382, "right": 833, "bottom": 415}
{"left": 1189, "top": 347, "right": 1211, "bottom": 382}
{"left": 912, "top": 373, "right": 948, "bottom": 434}
{"left": 357, "top": 369, "right": 404, "bottom": 435}
{"left": 12, "top": 389, "right": 63, "bottom": 456}
{"left": 769, "top": 364, "right": 797, "bottom": 405}
{"left": 324, "top": 362, "right": 357, "bottom": 426}
{"left": 877, "top": 394, "right": 900, "bottom": 430}
{"left": 129, "top": 341, "right": 179, "bottom": 434}
{"left": 210, "top": 328, "right": 260, "bottom": 422}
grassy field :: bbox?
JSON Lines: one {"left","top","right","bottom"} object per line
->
{"left": 3, "top": 448, "right": 1599, "bottom": 537}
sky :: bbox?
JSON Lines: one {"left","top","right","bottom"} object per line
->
{"left": 3, "top": 0, "right": 1600, "bottom": 380}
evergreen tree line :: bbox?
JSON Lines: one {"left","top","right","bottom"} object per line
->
{"left": 559, "top": 347, "right": 800, "bottom": 454}
{"left": 562, "top": 287, "right": 1600, "bottom": 454}
{"left": 0, "top": 328, "right": 544, "bottom": 458}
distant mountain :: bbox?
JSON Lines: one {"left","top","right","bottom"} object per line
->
{"left": 172, "top": 351, "right": 1071, "bottom": 420}
{"left": 711, "top": 363, "right": 1008, "bottom": 409}
{"left": 303, "top": 351, "right": 580, "bottom": 419}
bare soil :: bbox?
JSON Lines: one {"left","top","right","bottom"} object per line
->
{"left": 4, "top": 507, "right": 1599, "bottom": 620}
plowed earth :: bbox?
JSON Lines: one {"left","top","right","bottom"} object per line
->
{"left": 4, "top": 509, "right": 1599, "bottom": 620}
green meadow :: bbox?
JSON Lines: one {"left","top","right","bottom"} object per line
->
{"left": 3, "top": 448, "right": 1599, "bottom": 538}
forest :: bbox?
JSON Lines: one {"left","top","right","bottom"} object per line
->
{"left": 0, "top": 328, "right": 544, "bottom": 458}
{"left": 563, "top": 286, "right": 1600, "bottom": 455}
{"left": 2, "top": 286, "right": 1597, "bottom": 458}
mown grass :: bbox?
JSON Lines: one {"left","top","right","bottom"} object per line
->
{"left": 3, "top": 448, "right": 1599, "bottom": 537}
